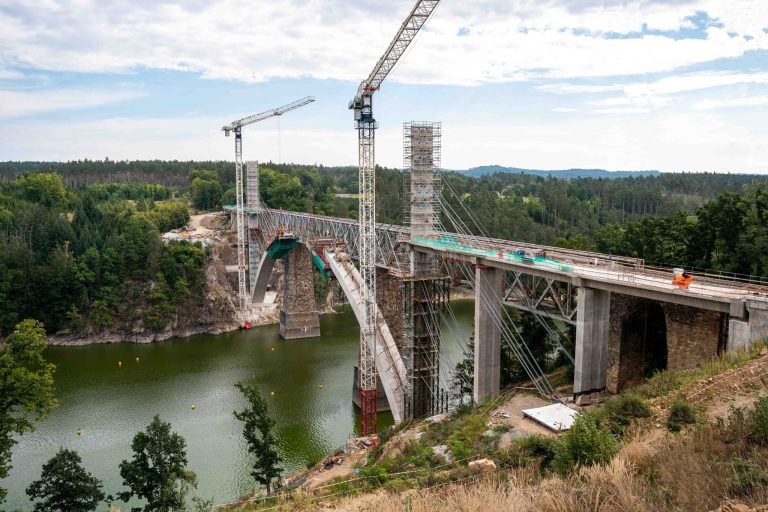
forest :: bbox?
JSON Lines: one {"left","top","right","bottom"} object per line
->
{"left": 2, "top": 159, "right": 768, "bottom": 336}
{"left": 0, "top": 173, "right": 205, "bottom": 336}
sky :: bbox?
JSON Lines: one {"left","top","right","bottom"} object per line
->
{"left": 0, "top": 0, "right": 767, "bottom": 173}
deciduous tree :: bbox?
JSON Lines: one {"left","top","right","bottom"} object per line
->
{"left": 234, "top": 377, "right": 282, "bottom": 493}
{"left": 26, "top": 448, "right": 105, "bottom": 512}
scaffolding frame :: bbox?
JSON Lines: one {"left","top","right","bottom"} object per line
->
{"left": 401, "top": 121, "right": 445, "bottom": 419}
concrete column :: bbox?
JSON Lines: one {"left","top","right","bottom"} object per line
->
{"left": 574, "top": 287, "right": 611, "bottom": 394}
{"left": 474, "top": 266, "right": 502, "bottom": 405}
{"left": 280, "top": 245, "right": 321, "bottom": 339}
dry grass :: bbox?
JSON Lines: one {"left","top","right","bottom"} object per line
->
{"left": 350, "top": 456, "right": 648, "bottom": 512}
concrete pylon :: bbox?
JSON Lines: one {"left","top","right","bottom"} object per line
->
{"left": 280, "top": 244, "right": 321, "bottom": 339}
{"left": 474, "top": 266, "right": 503, "bottom": 405}
{"left": 573, "top": 287, "right": 611, "bottom": 394}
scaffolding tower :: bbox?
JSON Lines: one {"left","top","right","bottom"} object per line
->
{"left": 402, "top": 121, "right": 447, "bottom": 418}
{"left": 246, "top": 161, "right": 261, "bottom": 210}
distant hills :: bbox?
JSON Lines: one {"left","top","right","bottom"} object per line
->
{"left": 456, "top": 165, "right": 661, "bottom": 179}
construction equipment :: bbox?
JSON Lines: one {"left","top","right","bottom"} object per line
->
{"left": 349, "top": 0, "right": 440, "bottom": 436}
{"left": 223, "top": 96, "right": 315, "bottom": 320}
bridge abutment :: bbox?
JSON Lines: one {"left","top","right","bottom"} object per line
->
{"left": 474, "top": 266, "right": 502, "bottom": 405}
{"left": 603, "top": 293, "right": 728, "bottom": 393}
{"left": 728, "top": 299, "right": 768, "bottom": 350}
{"left": 280, "top": 244, "right": 320, "bottom": 339}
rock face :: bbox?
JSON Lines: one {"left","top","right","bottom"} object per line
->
{"left": 48, "top": 245, "right": 240, "bottom": 345}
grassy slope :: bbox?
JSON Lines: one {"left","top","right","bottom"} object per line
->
{"left": 227, "top": 342, "right": 768, "bottom": 512}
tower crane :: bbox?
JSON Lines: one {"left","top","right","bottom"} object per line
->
{"left": 223, "top": 96, "right": 315, "bottom": 321}
{"left": 349, "top": 0, "right": 440, "bottom": 436}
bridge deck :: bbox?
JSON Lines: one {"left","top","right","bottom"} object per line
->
{"left": 225, "top": 206, "right": 768, "bottom": 310}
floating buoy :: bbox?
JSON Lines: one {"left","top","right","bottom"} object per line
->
{"left": 135, "top": 357, "right": 140, "bottom": 363}
{"left": 318, "top": 384, "right": 324, "bottom": 389}
{"left": 243, "top": 321, "right": 252, "bottom": 330}
{"left": 118, "top": 361, "right": 122, "bottom": 368}
{"left": 76, "top": 428, "right": 81, "bottom": 436}
{"left": 191, "top": 404, "right": 196, "bottom": 411}
{"left": 270, "top": 391, "right": 275, "bottom": 396}
{"left": 271, "top": 346, "right": 276, "bottom": 352}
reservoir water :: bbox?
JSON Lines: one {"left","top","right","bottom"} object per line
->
{"left": 2, "top": 300, "right": 474, "bottom": 510}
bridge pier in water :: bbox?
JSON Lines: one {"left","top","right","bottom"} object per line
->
{"left": 280, "top": 243, "right": 320, "bottom": 339}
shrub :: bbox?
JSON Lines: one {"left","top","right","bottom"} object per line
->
{"left": 748, "top": 395, "right": 768, "bottom": 445}
{"left": 729, "top": 456, "right": 768, "bottom": 496}
{"left": 494, "top": 434, "right": 557, "bottom": 470}
{"left": 359, "top": 463, "right": 388, "bottom": 485}
{"left": 552, "top": 412, "right": 618, "bottom": 474}
{"left": 667, "top": 396, "right": 695, "bottom": 432}
{"left": 519, "top": 435, "right": 558, "bottom": 467}
{"left": 603, "top": 392, "right": 650, "bottom": 435}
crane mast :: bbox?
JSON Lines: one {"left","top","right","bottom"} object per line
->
{"left": 350, "top": 0, "right": 439, "bottom": 436}
{"left": 223, "top": 96, "right": 315, "bottom": 321}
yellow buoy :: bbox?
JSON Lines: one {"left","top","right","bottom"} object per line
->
{"left": 76, "top": 428, "right": 81, "bottom": 436}
{"left": 318, "top": 384, "right": 323, "bottom": 389}
{"left": 136, "top": 357, "right": 140, "bottom": 363}
{"left": 271, "top": 346, "right": 275, "bottom": 352}
{"left": 118, "top": 360, "right": 122, "bottom": 367}
{"left": 191, "top": 404, "right": 196, "bottom": 411}
{"left": 270, "top": 391, "right": 275, "bottom": 396}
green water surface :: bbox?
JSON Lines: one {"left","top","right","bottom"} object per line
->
{"left": 2, "top": 300, "right": 474, "bottom": 510}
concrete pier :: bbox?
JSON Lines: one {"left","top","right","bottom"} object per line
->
{"left": 474, "top": 266, "right": 503, "bottom": 405}
{"left": 573, "top": 287, "right": 611, "bottom": 395}
{"left": 280, "top": 244, "right": 320, "bottom": 339}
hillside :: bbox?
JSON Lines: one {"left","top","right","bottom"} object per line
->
{"left": 458, "top": 165, "right": 662, "bottom": 179}
{"left": 223, "top": 341, "right": 768, "bottom": 512}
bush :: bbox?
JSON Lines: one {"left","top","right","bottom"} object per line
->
{"left": 667, "top": 396, "right": 695, "bottom": 432}
{"left": 552, "top": 412, "right": 618, "bottom": 474}
{"left": 359, "top": 463, "right": 388, "bottom": 485}
{"left": 729, "top": 456, "right": 768, "bottom": 496}
{"left": 748, "top": 395, "right": 768, "bottom": 445}
{"left": 603, "top": 392, "right": 650, "bottom": 435}
{"left": 494, "top": 434, "right": 557, "bottom": 470}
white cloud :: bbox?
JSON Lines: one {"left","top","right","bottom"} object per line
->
{"left": 694, "top": 95, "right": 768, "bottom": 109}
{"left": 541, "top": 71, "right": 768, "bottom": 113}
{"left": 551, "top": 107, "right": 580, "bottom": 112}
{"left": 0, "top": 0, "right": 766, "bottom": 86}
{"left": 0, "top": 87, "right": 146, "bottom": 118}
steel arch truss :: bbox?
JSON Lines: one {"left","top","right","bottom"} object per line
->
{"left": 253, "top": 209, "right": 408, "bottom": 268}
{"left": 503, "top": 272, "right": 578, "bottom": 325}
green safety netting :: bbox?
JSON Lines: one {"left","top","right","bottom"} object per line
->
{"left": 266, "top": 238, "right": 299, "bottom": 260}
{"left": 311, "top": 252, "right": 328, "bottom": 278}
{"left": 265, "top": 238, "right": 328, "bottom": 278}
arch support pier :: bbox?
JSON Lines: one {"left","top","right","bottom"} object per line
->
{"left": 280, "top": 244, "right": 321, "bottom": 339}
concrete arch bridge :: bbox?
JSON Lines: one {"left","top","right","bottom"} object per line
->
{"left": 225, "top": 204, "right": 768, "bottom": 425}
